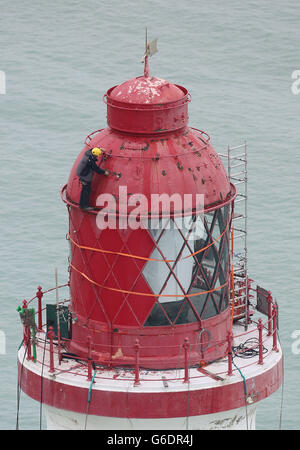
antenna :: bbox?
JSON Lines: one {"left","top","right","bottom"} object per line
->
{"left": 145, "top": 27, "right": 148, "bottom": 56}
{"left": 142, "top": 28, "right": 158, "bottom": 77}
{"left": 144, "top": 27, "right": 149, "bottom": 77}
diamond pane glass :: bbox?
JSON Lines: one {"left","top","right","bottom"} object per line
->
{"left": 143, "top": 206, "right": 230, "bottom": 326}
{"left": 143, "top": 220, "right": 194, "bottom": 303}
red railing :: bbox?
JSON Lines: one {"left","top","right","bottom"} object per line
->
{"left": 19, "top": 283, "right": 279, "bottom": 384}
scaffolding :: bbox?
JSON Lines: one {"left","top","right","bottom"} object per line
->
{"left": 219, "top": 142, "right": 249, "bottom": 329}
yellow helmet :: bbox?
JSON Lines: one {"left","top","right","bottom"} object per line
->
{"left": 91, "top": 147, "right": 102, "bottom": 157}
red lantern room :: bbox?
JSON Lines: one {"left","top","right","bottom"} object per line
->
{"left": 61, "top": 67, "right": 237, "bottom": 370}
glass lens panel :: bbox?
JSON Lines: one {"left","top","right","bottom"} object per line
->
{"left": 143, "top": 206, "right": 230, "bottom": 326}
{"left": 143, "top": 221, "right": 194, "bottom": 303}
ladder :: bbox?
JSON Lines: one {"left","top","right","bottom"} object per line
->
{"left": 219, "top": 142, "right": 249, "bottom": 329}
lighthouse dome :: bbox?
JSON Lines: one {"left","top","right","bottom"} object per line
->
{"left": 66, "top": 72, "right": 235, "bottom": 215}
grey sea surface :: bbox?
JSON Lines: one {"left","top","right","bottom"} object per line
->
{"left": 1, "top": 0, "right": 299, "bottom": 430}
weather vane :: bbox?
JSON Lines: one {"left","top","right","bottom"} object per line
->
{"left": 141, "top": 28, "right": 158, "bottom": 77}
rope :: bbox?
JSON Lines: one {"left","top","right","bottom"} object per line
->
{"left": 84, "top": 370, "right": 97, "bottom": 430}
{"left": 69, "top": 262, "right": 228, "bottom": 298}
{"left": 88, "top": 371, "right": 97, "bottom": 403}
{"left": 67, "top": 219, "right": 230, "bottom": 264}
{"left": 232, "top": 358, "right": 249, "bottom": 429}
{"left": 232, "top": 338, "right": 268, "bottom": 359}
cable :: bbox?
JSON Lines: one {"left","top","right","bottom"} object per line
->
{"left": 232, "top": 358, "right": 249, "bottom": 430}
{"left": 232, "top": 337, "right": 268, "bottom": 359}
{"left": 84, "top": 370, "right": 97, "bottom": 430}
{"left": 231, "top": 337, "right": 268, "bottom": 429}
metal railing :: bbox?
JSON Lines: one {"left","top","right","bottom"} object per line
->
{"left": 18, "top": 283, "right": 279, "bottom": 385}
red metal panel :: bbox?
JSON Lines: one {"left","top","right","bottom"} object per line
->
{"left": 113, "top": 301, "right": 141, "bottom": 327}
{"left": 65, "top": 128, "right": 234, "bottom": 214}
{"left": 105, "top": 77, "right": 189, "bottom": 134}
{"left": 96, "top": 273, "right": 126, "bottom": 324}
{"left": 108, "top": 77, "right": 186, "bottom": 104}
{"left": 123, "top": 276, "right": 156, "bottom": 327}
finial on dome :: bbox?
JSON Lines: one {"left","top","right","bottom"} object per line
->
{"left": 141, "top": 28, "right": 158, "bottom": 78}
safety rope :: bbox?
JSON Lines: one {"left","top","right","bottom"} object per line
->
{"left": 84, "top": 370, "right": 97, "bottom": 430}
{"left": 67, "top": 219, "right": 230, "bottom": 264}
{"left": 232, "top": 358, "right": 249, "bottom": 429}
{"left": 69, "top": 262, "right": 228, "bottom": 298}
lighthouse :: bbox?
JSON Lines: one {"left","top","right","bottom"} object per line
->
{"left": 17, "top": 52, "right": 283, "bottom": 430}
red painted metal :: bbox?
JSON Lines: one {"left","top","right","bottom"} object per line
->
{"left": 227, "top": 332, "right": 233, "bottom": 376}
{"left": 61, "top": 73, "right": 237, "bottom": 369}
{"left": 267, "top": 291, "right": 273, "bottom": 336}
{"left": 87, "top": 335, "right": 92, "bottom": 381}
{"left": 65, "top": 128, "right": 235, "bottom": 216}
{"left": 18, "top": 354, "right": 283, "bottom": 418}
{"left": 48, "top": 327, "right": 55, "bottom": 373}
{"left": 66, "top": 308, "right": 230, "bottom": 370}
{"left": 272, "top": 304, "right": 278, "bottom": 351}
{"left": 36, "top": 286, "right": 43, "bottom": 331}
{"left": 183, "top": 338, "right": 190, "bottom": 383}
{"left": 258, "top": 319, "right": 263, "bottom": 365}
{"left": 105, "top": 77, "right": 190, "bottom": 134}
{"left": 134, "top": 339, "right": 140, "bottom": 386}
{"left": 57, "top": 329, "right": 62, "bottom": 366}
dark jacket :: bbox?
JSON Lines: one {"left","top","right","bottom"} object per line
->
{"left": 76, "top": 149, "right": 106, "bottom": 183}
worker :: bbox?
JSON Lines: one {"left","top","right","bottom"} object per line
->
{"left": 76, "top": 147, "right": 110, "bottom": 210}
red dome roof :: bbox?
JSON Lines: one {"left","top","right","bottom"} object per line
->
{"left": 109, "top": 76, "right": 185, "bottom": 104}
{"left": 105, "top": 76, "right": 190, "bottom": 134}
